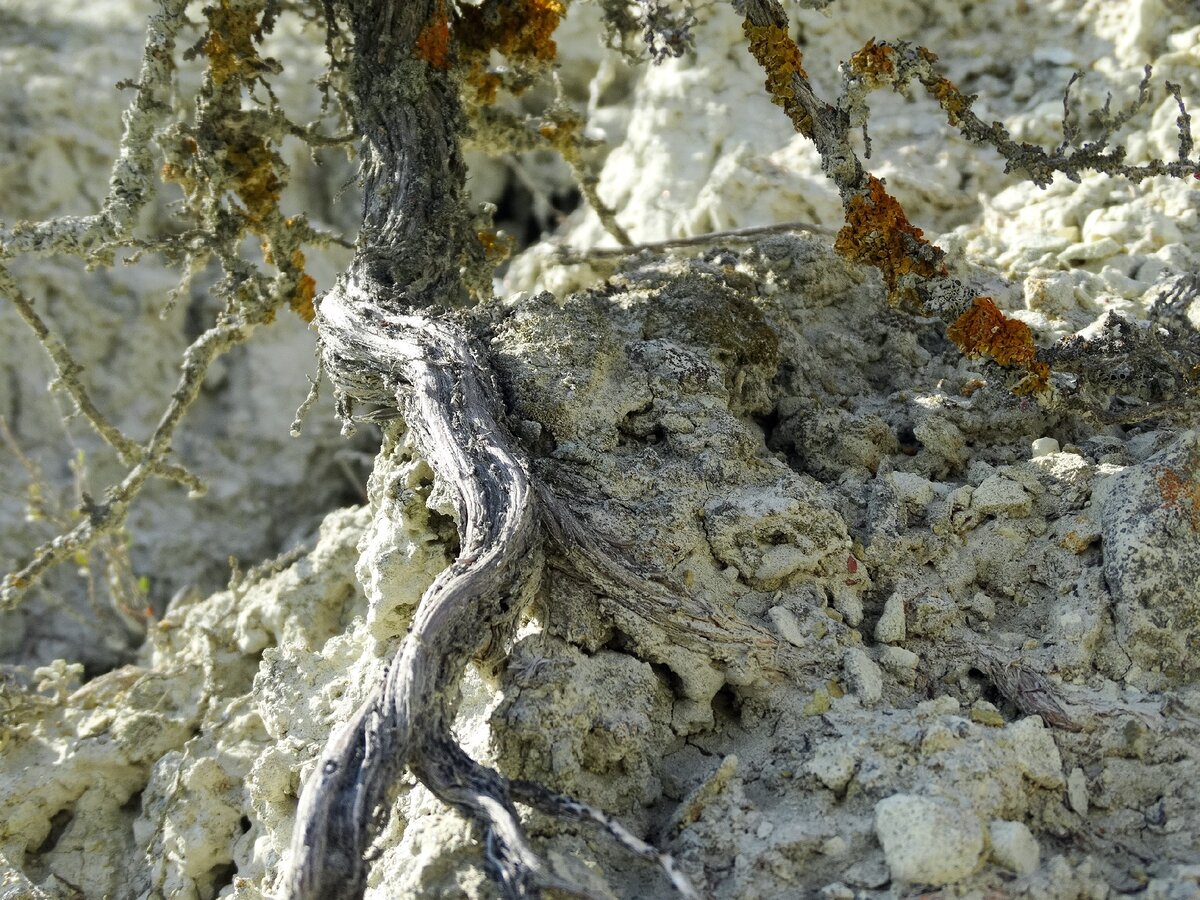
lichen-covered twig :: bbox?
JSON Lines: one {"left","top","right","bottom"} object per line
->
{"left": 555, "top": 217, "right": 836, "bottom": 262}
{"left": 738, "top": 0, "right": 1199, "bottom": 404}
{"left": 0, "top": 0, "right": 189, "bottom": 263}
{"left": 842, "top": 42, "right": 1198, "bottom": 187}
{"left": 1, "top": 0, "right": 341, "bottom": 606}
{"left": 461, "top": 63, "right": 632, "bottom": 248}
{"left": 0, "top": 264, "right": 203, "bottom": 494}
{"left": 1, "top": 316, "right": 265, "bottom": 610}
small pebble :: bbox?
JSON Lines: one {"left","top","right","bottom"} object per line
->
{"left": 875, "top": 593, "right": 906, "bottom": 643}
{"left": 1031, "top": 437, "right": 1060, "bottom": 457}
{"left": 875, "top": 794, "right": 985, "bottom": 885}
{"left": 989, "top": 819, "right": 1041, "bottom": 875}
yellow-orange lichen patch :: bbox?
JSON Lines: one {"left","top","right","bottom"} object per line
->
{"left": 834, "top": 175, "right": 947, "bottom": 299}
{"left": 947, "top": 296, "right": 1050, "bottom": 389}
{"left": 415, "top": 0, "right": 452, "bottom": 70}
{"left": 226, "top": 136, "right": 282, "bottom": 224}
{"left": 742, "top": 21, "right": 813, "bottom": 137}
{"left": 457, "top": 0, "right": 564, "bottom": 63}
{"left": 469, "top": 64, "right": 503, "bottom": 105}
{"left": 925, "top": 72, "right": 971, "bottom": 127}
{"left": 203, "top": 0, "right": 264, "bottom": 87}
{"left": 847, "top": 39, "right": 896, "bottom": 89}
{"left": 476, "top": 228, "right": 514, "bottom": 263}
{"left": 1155, "top": 466, "right": 1200, "bottom": 531}
{"left": 289, "top": 250, "right": 317, "bottom": 322}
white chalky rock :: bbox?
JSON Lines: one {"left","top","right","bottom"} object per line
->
{"left": 997, "top": 716, "right": 1065, "bottom": 789}
{"left": 988, "top": 820, "right": 1041, "bottom": 875}
{"left": 874, "top": 593, "right": 907, "bottom": 644}
{"left": 879, "top": 646, "right": 919, "bottom": 682}
{"left": 843, "top": 647, "right": 883, "bottom": 705}
{"left": 807, "top": 741, "right": 858, "bottom": 794}
{"left": 768, "top": 606, "right": 807, "bottom": 648}
{"left": 892, "top": 471, "right": 936, "bottom": 510}
{"left": 874, "top": 794, "right": 985, "bottom": 886}
{"left": 971, "top": 474, "right": 1033, "bottom": 517}
{"left": 1030, "top": 437, "right": 1060, "bottom": 458}
{"left": 1067, "top": 767, "right": 1089, "bottom": 815}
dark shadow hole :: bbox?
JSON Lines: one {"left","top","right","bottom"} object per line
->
{"left": 35, "top": 809, "right": 74, "bottom": 856}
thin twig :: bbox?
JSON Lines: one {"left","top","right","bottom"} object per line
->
{"left": 556, "top": 218, "right": 836, "bottom": 262}
{"left": 0, "top": 263, "right": 204, "bottom": 493}
{"left": 1, "top": 318, "right": 258, "bottom": 610}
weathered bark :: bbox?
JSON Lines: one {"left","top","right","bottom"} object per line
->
{"left": 281, "top": 0, "right": 769, "bottom": 894}
{"left": 280, "top": 3, "right": 542, "bottom": 897}
{"left": 278, "top": 2, "right": 706, "bottom": 897}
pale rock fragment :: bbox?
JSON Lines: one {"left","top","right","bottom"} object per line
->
{"left": 831, "top": 587, "right": 864, "bottom": 628}
{"left": 996, "top": 717, "right": 1065, "bottom": 789}
{"left": 908, "top": 592, "right": 963, "bottom": 638}
{"left": 768, "top": 605, "right": 807, "bottom": 648}
{"left": 807, "top": 741, "right": 858, "bottom": 794}
{"left": 971, "top": 474, "right": 1033, "bottom": 517}
{"left": 843, "top": 856, "right": 891, "bottom": 889}
{"left": 821, "top": 835, "right": 848, "bottom": 857}
{"left": 1059, "top": 236, "right": 1121, "bottom": 263}
{"left": 988, "top": 820, "right": 1041, "bottom": 875}
{"left": 891, "top": 471, "right": 936, "bottom": 511}
{"left": 1067, "top": 767, "right": 1090, "bottom": 815}
{"left": 874, "top": 593, "right": 906, "bottom": 644}
{"left": 874, "top": 794, "right": 985, "bottom": 886}
{"left": 1031, "top": 437, "right": 1060, "bottom": 458}
{"left": 963, "top": 590, "right": 997, "bottom": 622}
{"left": 819, "top": 883, "right": 855, "bottom": 900}
{"left": 879, "top": 645, "right": 919, "bottom": 683}
{"left": 920, "top": 720, "right": 962, "bottom": 754}
{"left": 1093, "top": 430, "right": 1200, "bottom": 678}
{"left": 843, "top": 647, "right": 883, "bottom": 705}
{"left": 917, "top": 695, "right": 961, "bottom": 717}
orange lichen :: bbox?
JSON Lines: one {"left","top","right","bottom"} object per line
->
{"left": 742, "top": 21, "right": 813, "bottom": 137}
{"left": 1059, "top": 531, "right": 1094, "bottom": 554}
{"left": 470, "top": 65, "right": 503, "bottom": 105}
{"left": 415, "top": 0, "right": 452, "bottom": 70}
{"left": 476, "top": 228, "right": 514, "bottom": 263}
{"left": 834, "top": 176, "right": 948, "bottom": 299}
{"left": 538, "top": 115, "right": 579, "bottom": 144}
{"left": 1155, "top": 466, "right": 1200, "bottom": 531}
{"left": 225, "top": 136, "right": 282, "bottom": 224}
{"left": 289, "top": 250, "right": 317, "bottom": 322}
{"left": 456, "top": 0, "right": 564, "bottom": 63}
{"left": 847, "top": 39, "right": 896, "bottom": 88}
{"left": 947, "top": 296, "right": 1050, "bottom": 390}
{"left": 925, "top": 73, "right": 971, "bottom": 127}
{"left": 160, "top": 162, "right": 189, "bottom": 187}
{"left": 202, "top": 0, "right": 265, "bottom": 87}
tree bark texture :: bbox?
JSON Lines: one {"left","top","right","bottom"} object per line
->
{"left": 281, "top": 2, "right": 548, "bottom": 897}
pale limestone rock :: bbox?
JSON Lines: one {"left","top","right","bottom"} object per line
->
{"left": 843, "top": 648, "right": 883, "bottom": 706}
{"left": 874, "top": 593, "right": 907, "bottom": 644}
{"left": 1031, "top": 437, "right": 1060, "bottom": 457}
{"left": 807, "top": 741, "right": 858, "bottom": 794}
{"left": 971, "top": 474, "right": 1033, "bottom": 517}
{"left": 874, "top": 794, "right": 985, "bottom": 886}
{"left": 1067, "top": 767, "right": 1090, "bottom": 815}
{"left": 988, "top": 820, "right": 1041, "bottom": 875}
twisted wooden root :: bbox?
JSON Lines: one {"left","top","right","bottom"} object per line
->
{"left": 280, "top": 290, "right": 705, "bottom": 899}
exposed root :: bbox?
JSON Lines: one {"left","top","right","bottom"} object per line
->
{"left": 282, "top": 292, "right": 702, "bottom": 899}
{"left": 538, "top": 483, "right": 780, "bottom": 670}
{"left": 281, "top": 4, "right": 711, "bottom": 895}
{"left": 511, "top": 780, "right": 702, "bottom": 900}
